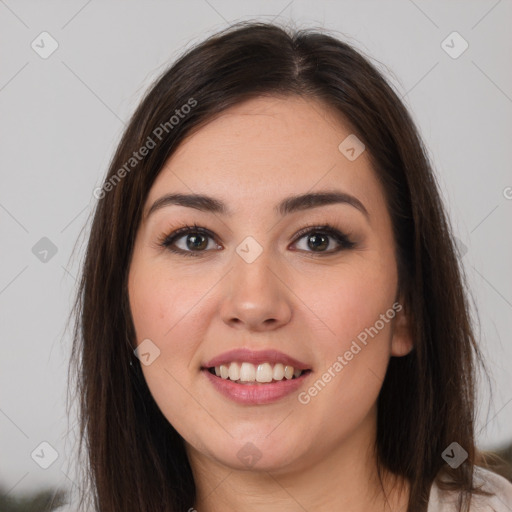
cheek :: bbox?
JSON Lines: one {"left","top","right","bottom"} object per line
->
{"left": 128, "top": 258, "right": 213, "bottom": 393}
{"left": 294, "top": 254, "right": 397, "bottom": 413}
{"left": 129, "top": 260, "right": 206, "bottom": 342}
{"left": 129, "top": 264, "right": 209, "bottom": 433}
{"left": 296, "top": 260, "right": 397, "bottom": 348}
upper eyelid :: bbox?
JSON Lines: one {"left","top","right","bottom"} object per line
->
{"left": 164, "top": 224, "right": 343, "bottom": 241}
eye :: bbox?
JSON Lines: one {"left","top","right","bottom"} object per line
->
{"left": 158, "top": 223, "right": 220, "bottom": 257}
{"left": 158, "top": 222, "right": 356, "bottom": 257}
{"left": 291, "top": 223, "right": 356, "bottom": 254}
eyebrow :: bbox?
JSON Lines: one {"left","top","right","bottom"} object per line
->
{"left": 144, "top": 190, "right": 369, "bottom": 221}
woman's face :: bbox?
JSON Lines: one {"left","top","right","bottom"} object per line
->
{"left": 128, "top": 95, "right": 412, "bottom": 474}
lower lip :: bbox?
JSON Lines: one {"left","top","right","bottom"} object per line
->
{"left": 202, "top": 368, "right": 311, "bottom": 405}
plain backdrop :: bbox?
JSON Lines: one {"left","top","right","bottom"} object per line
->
{"left": 1, "top": 0, "right": 511, "bottom": 500}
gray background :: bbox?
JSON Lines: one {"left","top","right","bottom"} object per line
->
{"left": 1, "top": 0, "right": 511, "bottom": 500}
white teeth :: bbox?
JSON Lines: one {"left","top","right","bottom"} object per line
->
{"left": 256, "top": 363, "right": 273, "bottom": 383}
{"left": 211, "top": 362, "right": 307, "bottom": 383}
{"left": 220, "top": 364, "right": 229, "bottom": 379}
{"left": 239, "top": 362, "right": 256, "bottom": 382}
{"left": 273, "top": 363, "right": 285, "bottom": 380}
{"left": 228, "top": 362, "right": 240, "bottom": 381}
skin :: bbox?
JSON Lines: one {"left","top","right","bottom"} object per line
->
{"left": 128, "top": 95, "right": 414, "bottom": 511}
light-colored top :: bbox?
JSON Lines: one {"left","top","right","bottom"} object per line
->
{"left": 428, "top": 466, "right": 512, "bottom": 511}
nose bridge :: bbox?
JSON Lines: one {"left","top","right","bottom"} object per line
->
{"left": 219, "top": 238, "right": 292, "bottom": 330}
{"left": 233, "top": 241, "right": 275, "bottom": 293}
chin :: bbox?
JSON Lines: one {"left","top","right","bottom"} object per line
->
{"left": 203, "top": 433, "right": 306, "bottom": 472}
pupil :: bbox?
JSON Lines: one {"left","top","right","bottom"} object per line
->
{"left": 308, "top": 233, "right": 328, "bottom": 251}
{"left": 187, "top": 234, "right": 207, "bottom": 250}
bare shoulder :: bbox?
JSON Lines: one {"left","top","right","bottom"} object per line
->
{"left": 428, "top": 466, "right": 512, "bottom": 511}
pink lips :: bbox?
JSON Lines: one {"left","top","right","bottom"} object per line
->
{"left": 202, "top": 368, "right": 310, "bottom": 405}
{"left": 201, "top": 348, "right": 312, "bottom": 405}
{"left": 202, "top": 348, "right": 310, "bottom": 371}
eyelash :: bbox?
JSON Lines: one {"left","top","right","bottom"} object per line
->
{"left": 157, "top": 222, "right": 356, "bottom": 258}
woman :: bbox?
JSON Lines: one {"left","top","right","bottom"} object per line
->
{"left": 69, "top": 21, "right": 512, "bottom": 511}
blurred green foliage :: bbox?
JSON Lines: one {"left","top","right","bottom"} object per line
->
{"left": 0, "top": 486, "right": 67, "bottom": 512}
{"left": 486, "top": 442, "right": 512, "bottom": 482}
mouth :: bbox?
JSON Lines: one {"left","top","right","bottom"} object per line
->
{"left": 201, "top": 348, "right": 312, "bottom": 404}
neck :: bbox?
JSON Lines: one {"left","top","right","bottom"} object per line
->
{"left": 185, "top": 408, "right": 409, "bottom": 512}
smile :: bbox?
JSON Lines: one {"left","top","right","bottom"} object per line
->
{"left": 201, "top": 348, "right": 312, "bottom": 404}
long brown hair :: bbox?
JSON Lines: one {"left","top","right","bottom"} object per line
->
{"left": 68, "top": 20, "right": 492, "bottom": 511}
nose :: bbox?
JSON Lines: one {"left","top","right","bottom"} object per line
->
{"left": 219, "top": 249, "right": 293, "bottom": 332}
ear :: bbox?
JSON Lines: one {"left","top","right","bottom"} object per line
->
{"left": 390, "top": 300, "right": 414, "bottom": 357}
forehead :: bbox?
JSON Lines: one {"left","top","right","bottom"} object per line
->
{"left": 145, "top": 95, "right": 386, "bottom": 220}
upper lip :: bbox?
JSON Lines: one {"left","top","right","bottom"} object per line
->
{"left": 203, "top": 348, "right": 311, "bottom": 371}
